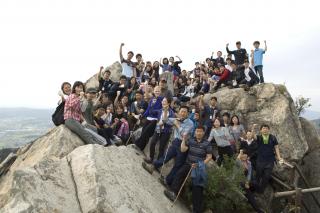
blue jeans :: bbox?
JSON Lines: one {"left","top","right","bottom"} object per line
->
{"left": 254, "top": 65, "right": 264, "bottom": 83}
{"left": 153, "top": 138, "right": 187, "bottom": 185}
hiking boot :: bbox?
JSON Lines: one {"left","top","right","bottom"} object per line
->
{"left": 158, "top": 176, "right": 168, "bottom": 187}
{"left": 143, "top": 157, "right": 153, "bottom": 164}
{"left": 164, "top": 189, "right": 176, "bottom": 202}
{"left": 142, "top": 162, "right": 154, "bottom": 174}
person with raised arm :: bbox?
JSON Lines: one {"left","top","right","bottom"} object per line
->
{"left": 252, "top": 40, "right": 267, "bottom": 83}
{"left": 119, "top": 43, "right": 136, "bottom": 78}
{"left": 226, "top": 41, "right": 248, "bottom": 66}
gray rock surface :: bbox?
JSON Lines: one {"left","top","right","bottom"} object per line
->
{"left": 85, "top": 61, "right": 122, "bottom": 90}
{"left": 203, "top": 83, "right": 308, "bottom": 162}
{"left": 0, "top": 126, "right": 189, "bottom": 213}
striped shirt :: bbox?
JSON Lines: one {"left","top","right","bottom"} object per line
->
{"left": 64, "top": 94, "right": 82, "bottom": 122}
{"left": 186, "top": 138, "right": 212, "bottom": 164}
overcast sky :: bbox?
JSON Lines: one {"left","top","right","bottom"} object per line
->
{"left": 0, "top": 0, "right": 319, "bottom": 111}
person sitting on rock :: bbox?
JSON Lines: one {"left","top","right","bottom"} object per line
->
{"left": 169, "top": 56, "right": 183, "bottom": 79}
{"left": 255, "top": 124, "right": 283, "bottom": 193}
{"left": 164, "top": 126, "right": 212, "bottom": 213}
{"left": 134, "top": 86, "right": 163, "bottom": 151}
{"left": 142, "top": 105, "right": 194, "bottom": 187}
{"left": 159, "top": 79, "right": 173, "bottom": 102}
{"left": 64, "top": 81, "right": 107, "bottom": 145}
{"left": 236, "top": 150, "right": 264, "bottom": 213}
{"left": 214, "top": 51, "right": 225, "bottom": 67}
{"left": 212, "top": 65, "right": 232, "bottom": 91}
{"left": 119, "top": 43, "right": 136, "bottom": 78}
{"left": 126, "top": 76, "right": 140, "bottom": 104}
{"left": 81, "top": 87, "right": 99, "bottom": 132}
{"left": 58, "top": 82, "right": 71, "bottom": 105}
{"left": 111, "top": 104, "right": 129, "bottom": 143}
{"left": 93, "top": 104, "right": 114, "bottom": 146}
{"left": 127, "top": 90, "right": 148, "bottom": 129}
{"left": 98, "top": 67, "right": 113, "bottom": 94}
{"left": 239, "top": 60, "right": 259, "bottom": 89}
{"left": 114, "top": 93, "right": 130, "bottom": 118}
{"left": 160, "top": 57, "right": 171, "bottom": 73}
{"left": 109, "top": 75, "right": 128, "bottom": 101}
{"left": 208, "top": 118, "right": 234, "bottom": 166}
{"left": 144, "top": 97, "right": 175, "bottom": 164}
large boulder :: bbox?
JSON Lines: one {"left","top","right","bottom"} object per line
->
{"left": 299, "top": 117, "right": 320, "bottom": 213}
{"left": 85, "top": 61, "right": 122, "bottom": 89}
{"left": 203, "top": 83, "right": 308, "bottom": 162}
{"left": 0, "top": 126, "right": 189, "bottom": 213}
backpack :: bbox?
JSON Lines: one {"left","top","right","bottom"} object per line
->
{"left": 52, "top": 102, "right": 65, "bottom": 126}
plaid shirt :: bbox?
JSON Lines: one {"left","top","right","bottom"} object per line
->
{"left": 64, "top": 94, "right": 82, "bottom": 122}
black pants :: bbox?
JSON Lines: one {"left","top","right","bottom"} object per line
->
{"left": 241, "top": 184, "right": 263, "bottom": 213}
{"left": 134, "top": 120, "right": 157, "bottom": 151}
{"left": 217, "top": 145, "right": 234, "bottom": 166}
{"left": 192, "top": 185, "right": 204, "bottom": 213}
{"left": 171, "top": 163, "right": 204, "bottom": 213}
{"left": 149, "top": 132, "right": 171, "bottom": 161}
{"left": 256, "top": 161, "right": 274, "bottom": 193}
{"left": 97, "top": 127, "right": 113, "bottom": 145}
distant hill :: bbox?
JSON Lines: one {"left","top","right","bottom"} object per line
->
{"left": 302, "top": 110, "right": 320, "bottom": 120}
{"left": 0, "top": 108, "right": 53, "bottom": 148}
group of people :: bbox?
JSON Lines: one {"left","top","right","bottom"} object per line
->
{"left": 56, "top": 41, "right": 284, "bottom": 213}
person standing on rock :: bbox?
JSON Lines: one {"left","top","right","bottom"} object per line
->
{"left": 143, "top": 97, "right": 175, "bottom": 164}
{"left": 255, "top": 124, "right": 283, "bottom": 193}
{"left": 208, "top": 118, "right": 234, "bottom": 166}
{"left": 226, "top": 41, "right": 248, "bottom": 66}
{"left": 251, "top": 40, "right": 267, "bottom": 83}
{"left": 142, "top": 105, "right": 194, "bottom": 186}
{"left": 164, "top": 126, "right": 212, "bottom": 213}
{"left": 119, "top": 43, "right": 136, "bottom": 78}
{"left": 134, "top": 86, "right": 163, "bottom": 151}
{"left": 98, "top": 68, "right": 113, "bottom": 95}
{"left": 64, "top": 81, "right": 107, "bottom": 145}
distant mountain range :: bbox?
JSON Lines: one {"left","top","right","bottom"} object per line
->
{"left": 0, "top": 108, "right": 53, "bottom": 149}
{"left": 302, "top": 110, "right": 320, "bottom": 120}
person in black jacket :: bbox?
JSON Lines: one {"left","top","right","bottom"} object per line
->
{"left": 240, "top": 126, "right": 259, "bottom": 170}
{"left": 255, "top": 124, "right": 283, "bottom": 193}
{"left": 226, "top": 41, "right": 248, "bottom": 65}
{"left": 98, "top": 68, "right": 113, "bottom": 94}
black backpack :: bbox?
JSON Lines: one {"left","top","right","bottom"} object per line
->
{"left": 52, "top": 102, "right": 65, "bottom": 126}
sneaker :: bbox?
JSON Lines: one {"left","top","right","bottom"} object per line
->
{"left": 164, "top": 189, "right": 176, "bottom": 202}
{"left": 142, "top": 162, "right": 154, "bottom": 174}
{"left": 232, "top": 80, "right": 237, "bottom": 87}
{"left": 143, "top": 157, "right": 153, "bottom": 164}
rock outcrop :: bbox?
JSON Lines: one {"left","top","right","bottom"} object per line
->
{"left": 203, "top": 83, "right": 308, "bottom": 163}
{"left": 0, "top": 126, "right": 188, "bottom": 213}
{"left": 85, "top": 62, "right": 122, "bottom": 89}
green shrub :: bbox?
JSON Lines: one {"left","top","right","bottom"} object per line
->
{"left": 183, "top": 156, "right": 254, "bottom": 213}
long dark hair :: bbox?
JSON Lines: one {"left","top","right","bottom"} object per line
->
{"left": 72, "top": 81, "right": 85, "bottom": 94}
{"left": 230, "top": 115, "right": 241, "bottom": 126}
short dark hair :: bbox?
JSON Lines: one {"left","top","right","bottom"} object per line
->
{"left": 260, "top": 124, "right": 270, "bottom": 130}
{"left": 179, "top": 105, "right": 189, "bottom": 112}
{"left": 136, "top": 90, "right": 143, "bottom": 95}
{"left": 236, "top": 41, "right": 241, "bottom": 45}
{"left": 226, "top": 58, "right": 232, "bottom": 61}
{"left": 244, "top": 59, "right": 249, "bottom": 63}
{"left": 230, "top": 115, "right": 241, "bottom": 126}
{"left": 105, "top": 69, "right": 111, "bottom": 74}
{"left": 253, "top": 41, "right": 260, "bottom": 45}
{"left": 72, "top": 81, "right": 84, "bottom": 94}
{"left": 136, "top": 53, "right": 142, "bottom": 58}
{"left": 217, "top": 51, "right": 222, "bottom": 54}
{"left": 120, "top": 75, "right": 127, "bottom": 80}
{"left": 211, "top": 96, "right": 218, "bottom": 101}
{"left": 128, "top": 51, "right": 134, "bottom": 56}
{"left": 61, "top": 82, "right": 71, "bottom": 93}
{"left": 196, "top": 126, "right": 205, "bottom": 131}
{"left": 222, "top": 112, "right": 230, "bottom": 118}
